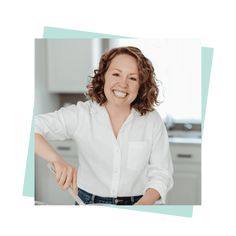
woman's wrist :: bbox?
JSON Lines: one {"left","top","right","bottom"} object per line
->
{"left": 35, "top": 134, "right": 62, "bottom": 163}
{"left": 51, "top": 153, "right": 64, "bottom": 164}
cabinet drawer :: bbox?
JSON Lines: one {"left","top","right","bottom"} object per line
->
{"left": 170, "top": 143, "right": 201, "bottom": 163}
{"left": 47, "top": 140, "right": 78, "bottom": 157}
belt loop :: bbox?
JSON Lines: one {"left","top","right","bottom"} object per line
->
{"left": 91, "top": 194, "right": 95, "bottom": 203}
{"left": 131, "top": 197, "right": 134, "bottom": 203}
{"left": 114, "top": 199, "right": 118, "bottom": 204}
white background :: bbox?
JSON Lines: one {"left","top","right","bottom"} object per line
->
{"left": 110, "top": 38, "right": 201, "bottom": 121}
{"left": 0, "top": 0, "right": 236, "bottom": 235}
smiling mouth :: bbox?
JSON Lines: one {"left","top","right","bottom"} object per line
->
{"left": 113, "top": 90, "right": 128, "bottom": 98}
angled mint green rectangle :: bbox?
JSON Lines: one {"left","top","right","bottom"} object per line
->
{"left": 22, "top": 115, "right": 34, "bottom": 197}
{"left": 202, "top": 47, "right": 213, "bottom": 130}
{"left": 43, "top": 26, "right": 126, "bottom": 38}
{"left": 23, "top": 27, "right": 213, "bottom": 218}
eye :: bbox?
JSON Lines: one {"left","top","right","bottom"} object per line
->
{"left": 129, "top": 77, "right": 137, "bottom": 81}
{"left": 112, "top": 73, "right": 120, "bottom": 77}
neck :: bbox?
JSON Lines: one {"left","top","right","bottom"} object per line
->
{"left": 104, "top": 102, "right": 131, "bottom": 117}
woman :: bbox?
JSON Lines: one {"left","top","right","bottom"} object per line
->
{"left": 35, "top": 46, "right": 173, "bottom": 205}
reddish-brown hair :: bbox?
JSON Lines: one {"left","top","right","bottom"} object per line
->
{"left": 86, "top": 46, "right": 159, "bottom": 115}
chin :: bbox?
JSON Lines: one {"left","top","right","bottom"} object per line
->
{"left": 109, "top": 99, "right": 127, "bottom": 107}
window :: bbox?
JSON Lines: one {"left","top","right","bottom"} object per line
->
{"left": 108, "top": 39, "right": 201, "bottom": 123}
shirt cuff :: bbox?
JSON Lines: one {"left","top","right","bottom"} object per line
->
{"left": 34, "top": 126, "right": 44, "bottom": 136}
{"left": 34, "top": 121, "right": 44, "bottom": 136}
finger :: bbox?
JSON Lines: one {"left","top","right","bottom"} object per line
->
{"left": 58, "top": 168, "right": 67, "bottom": 188}
{"left": 72, "top": 168, "right": 78, "bottom": 193}
{"left": 63, "top": 167, "right": 73, "bottom": 190}
{"left": 55, "top": 165, "right": 62, "bottom": 183}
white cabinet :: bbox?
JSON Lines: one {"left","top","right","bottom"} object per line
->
{"left": 35, "top": 140, "right": 78, "bottom": 205}
{"left": 166, "top": 142, "right": 201, "bottom": 205}
{"left": 46, "top": 39, "right": 101, "bottom": 93}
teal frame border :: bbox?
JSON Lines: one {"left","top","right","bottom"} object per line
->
{"left": 23, "top": 26, "right": 213, "bottom": 218}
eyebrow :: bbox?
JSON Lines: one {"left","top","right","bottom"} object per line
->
{"left": 111, "top": 68, "right": 138, "bottom": 75}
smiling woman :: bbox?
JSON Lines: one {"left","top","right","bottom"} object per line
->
{"left": 87, "top": 46, "right": 159, "bottom": 115}
{"left": 35, "top": 46, "right": 174, "bottom": 205}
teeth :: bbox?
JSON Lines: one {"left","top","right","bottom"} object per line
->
{"left": 113, "top": 90, "right": 127, "bottom": 98}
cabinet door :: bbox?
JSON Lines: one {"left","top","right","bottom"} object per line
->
{"left": 166, "top": 171, "right": 201, "bottom": 205}
{"left": 46, "top": 39, "right": 101, "bottom": 93}
{"left": 167, "top": 143, "right": 201, "bottom": 205}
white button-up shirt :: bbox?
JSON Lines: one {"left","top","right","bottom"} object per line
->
{"left": 35, "top": 100, "right": 174, "bottom": 204}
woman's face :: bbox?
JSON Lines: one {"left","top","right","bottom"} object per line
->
{"left": 104, "top": 54, "right": 140, "bottom": 109}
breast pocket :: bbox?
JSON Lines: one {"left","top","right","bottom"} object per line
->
{"left": 127, "top": 141, "right": 150, "bottom": 171}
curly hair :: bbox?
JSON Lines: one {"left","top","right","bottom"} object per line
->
{"left": 86, "top": 46, "right": 160, "bottom": 115}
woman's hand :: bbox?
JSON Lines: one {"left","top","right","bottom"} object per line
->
{"left": 134, "top": 188, "right": 161, "bottom": 205}
{"left": 52, "top": 158, "right": 78, "bottom": 194}
{"left": 134, "top": 197, "right": 153, "bottom": 205}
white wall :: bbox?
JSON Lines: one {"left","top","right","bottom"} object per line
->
{"left": 35, "top": 39, "right": 60, "bottom": 115}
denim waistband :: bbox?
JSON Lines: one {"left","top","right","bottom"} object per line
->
{"left": 76, "top": 188, "right": 143, "bottom": 205}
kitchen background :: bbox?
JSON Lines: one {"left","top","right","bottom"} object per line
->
{"left": 35, "top": 38, "right": 201, "bottom": 205}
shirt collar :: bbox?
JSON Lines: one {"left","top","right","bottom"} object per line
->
{"left": 90, "top": 100, "right": 140, "bottom": 117}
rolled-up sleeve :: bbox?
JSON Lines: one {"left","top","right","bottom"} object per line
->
{"left": 35, "top": 103, "right": 80, "bottom": 141}
{"left": 144, "top": 112, "right": 174, "bottom": 204}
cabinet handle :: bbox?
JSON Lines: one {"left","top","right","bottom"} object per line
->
{"left": 57, "top": 146, "right": 71, "bottom": 151}
{"left": 177, "top": 154, "right": 192, "bottom": 158}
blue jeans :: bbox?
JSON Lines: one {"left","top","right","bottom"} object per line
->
{"left": 75, "top": 188, "right": 143, "bottom": 205}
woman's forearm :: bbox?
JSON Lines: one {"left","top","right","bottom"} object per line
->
{"left": 35, "top": 133, "right": 60, "bottom": 163}
{"left": 135, "top": 188, "right": 161, "bottom": 205}
{"left": 35, "top": 133, "right": 78, "bottom": 192}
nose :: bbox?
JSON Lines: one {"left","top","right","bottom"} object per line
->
{"left": 119, "top": 76, "right": 128, "bottom": 88}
